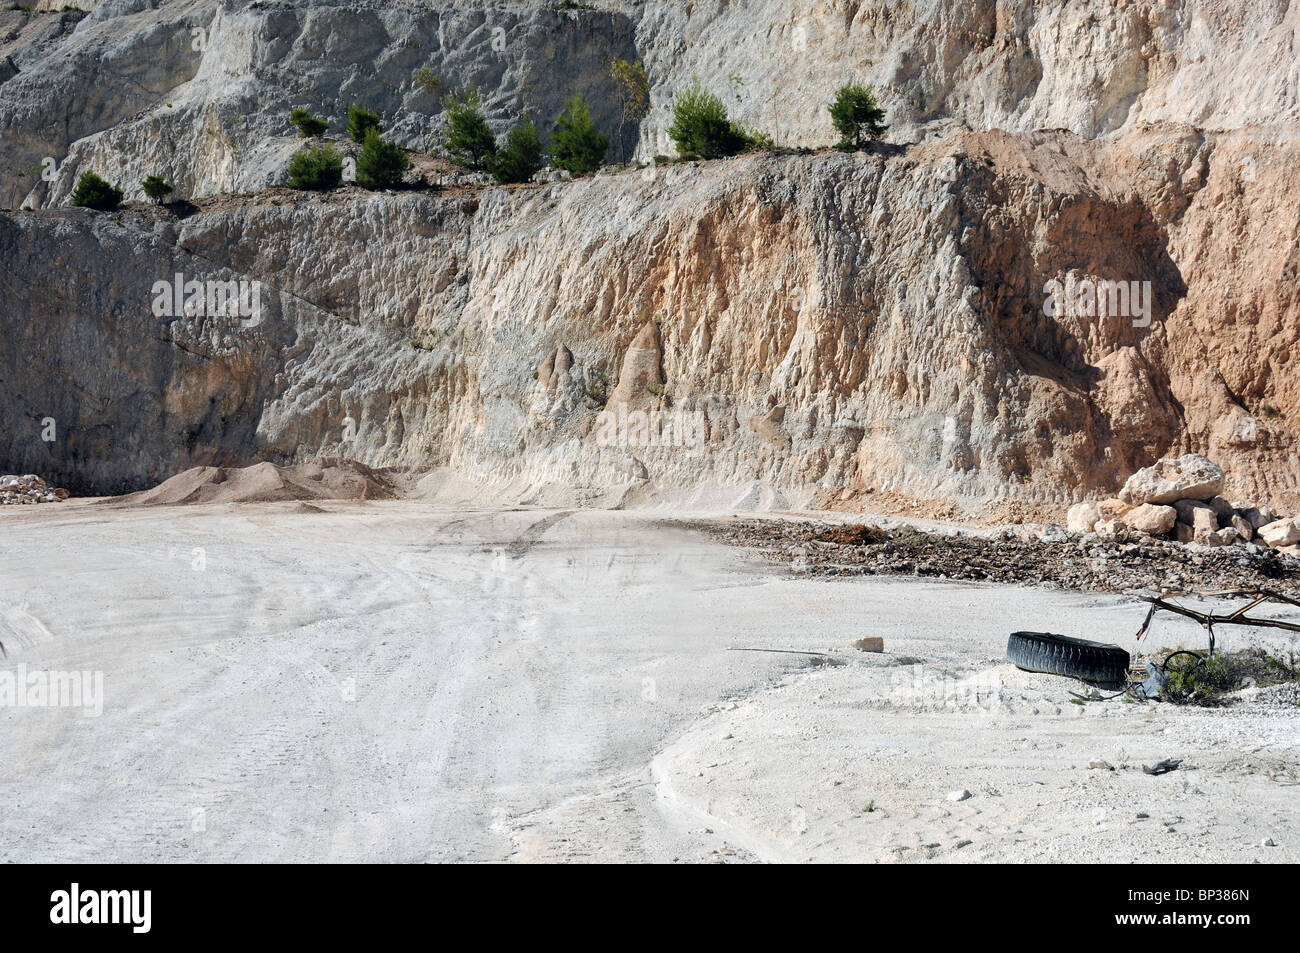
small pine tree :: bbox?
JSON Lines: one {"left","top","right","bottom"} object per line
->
{"left": 356, "top": 127, "right": 410, "bottom": 190}
{"left": 609, "top": 58, "right": 650, "bottom": 162}
{"left": 71, "top": 171, "right": 123, "bottom": 211}
{"left": 141, "top": 175, "right": 173, "bottom": 204}
{"left": 442, "top": 89, "right": 497, "bottom": 170}
{"left": 828, "top": 83, "right": 887, "bottom": 150}
{"left": 290, "top": 107, "right": 328, "bottom": 138}
{"left": 549, "top": 95, "right": 609, "bottom": 177}
{"left": 346, "top": 105, "right": 382, "bottom": 143}
{"left": 287, "top": 145, "right": 343, "bottom": 191}
{"left": 487, "top": 121, "right": 544, "bottom": 184}
{"left": 668, "top": 79, "right": 745, "bottom": 160}
{"left": 413, "top": 67, "right": 442, "bottom": 96}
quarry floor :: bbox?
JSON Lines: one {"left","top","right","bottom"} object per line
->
{"left": 1, "top": 501, "right": 1296, "bottom": 863}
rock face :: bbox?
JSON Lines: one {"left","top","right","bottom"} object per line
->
{"left": 1119, "top": 455, "right": 1225, "bottom": 506}
{"left": 0, "top": 1, "right": 1298, "bottom": 508}
{"left": 6, "top": 0, "right": 1299, "bottom": 207}
{"left": 1, "top": 1, "right": 642, "bottom": 209}
{"left": 604, "top": 320, "right": 664, "bottom": 413}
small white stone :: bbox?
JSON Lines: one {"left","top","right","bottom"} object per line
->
{"left": 947, "top": 789, "right": 972, "bottom": 802}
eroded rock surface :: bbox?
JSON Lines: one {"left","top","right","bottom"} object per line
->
{"left": 0, "top": 1, "right": 1297, "bottom": 510}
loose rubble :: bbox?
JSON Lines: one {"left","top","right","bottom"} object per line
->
{"left": 704, "top": 455, "right": 1300, "bottom": 596}
{"left": 702, "top": 519, "right": 1300, "bottom": 595}
{"left": 1067, "top": 454, "right": 1300, "bottom": 558}
{"left": 0, "top": 474, "right": 68, "bottom": 505}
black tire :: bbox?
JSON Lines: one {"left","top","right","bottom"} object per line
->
{"left": 1006, "top": 631, "right": 1130, "bottom": 685}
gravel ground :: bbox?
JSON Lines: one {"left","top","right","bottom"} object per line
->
{"left": 697, "top": 517, "right": 1300, "bottom": 597}
{"left": 3, "top": 502, "right": 1296, "bottom": 863}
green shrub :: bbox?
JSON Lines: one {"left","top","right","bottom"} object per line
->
{"left": 738, "top": 126, "right": 777, "bottom": 152}
{"left": 356, "top": 127, "right": 410, "bottom": 190}
{"left": 549, "top": 95, "right": 609, "bottom": 176}
{"left": 290, "top": 107, "right": 328, "bottom": 138}
{"left": 346, "top": 105, "right": 382, "bottom": 144}
{"left": 71, "top": 171, "right": 123, "bottom": 211}
{"left": 442, "top": 89, "right": 497, "bottom": 170}
{"left": 487, "top": 121, "right": 544, "bottom": 184}
{"left": 287, "top": 145, "right": 343, "bottom": 191}
{"left": 413, "top": 67, "right": 442, "bottom": 96}
{"left": 668, "top": 79, "right": 745, "bottom": 160}
{"left": 141, "top": 175, "right": 173, "bottom": 204}
{"left": 828, "top": 83, "right": 888, "bottom": 150}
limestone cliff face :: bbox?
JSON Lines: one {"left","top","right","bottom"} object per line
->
{"left": 1, "top": 0, "right": 1297, "bottom": 508}
{"left": 3, "top": 129, "right": 1297, "bottom": 508}
{"left": 5, "top": 1, "right": 1299, "bottom": 208}
{"left": 632, "top": 0, "right": 1300, "bottom": 149}
{"left": 1, "top": 0, "right": 640, "bottom": 209}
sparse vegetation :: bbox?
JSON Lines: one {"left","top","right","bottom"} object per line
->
{"left": 549, "top": 95, "right": 609, "bottom": 176}
{"left": 356, "top": 127, "right": 409, "bottom": 189}
{"left": 286, "top": 144, "right": 343, "bottom": 191}
{"left": 442, "top": 89, "right": 497, "bottom": 171}
{"left": 668, "top": 79, "right": 746, "bottom": 160}
{"left": 737, "top": 126, "right": 777, "bottom": 152}
{"left": 289, "top": 107, "right": 328, "bottom": 138}
{"left": 141, "top": 175, "right": 173, "bottom": 204}
{"left": 413, "top": 67, "right": 443, "bottom": 96}
{"left": 828, "top": 83, "right": 888, "bottom": 150}
{"left": 1160, "top": 648, "right": 1300, "bottom": 706}
{"left": 583, "top": 372, "right": 611, "bottom": 404}
{"left": 1262, "top": 403, "right": 1283, "bottom": 418}
{"left": 346, "top": 105, "right": 382, "bottom": 144}
{"left": 1263, "top": 649, "right": 1299, "bottom": 679}
{"left": 71, "top": 171, "right": 123, "bottom": 211}
{"left": 487, "top": 120, "right": 544, "bottom": 184}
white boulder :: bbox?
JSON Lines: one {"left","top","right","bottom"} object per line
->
{"left": 1122, "top": 503, "right": 1177, "bottom": 535}
{"left": 1118, "top": 454, "right": 1225, "bottom": 505}
{"left": 1067, "top": 501, "right": 1101, "bottom": 533}
{"left": 1257, "top": 518, "right": 1300, "bottom": 549}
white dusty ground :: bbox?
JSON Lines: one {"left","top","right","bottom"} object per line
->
{"left": 1, "top": 501, "right": 1297, "bottom": 863}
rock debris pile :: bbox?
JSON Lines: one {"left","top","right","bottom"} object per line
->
{"left": 0, "top": 474, "right": 68, "bottom": 505}
{"left": 1067, "top": 455, "right": 1300, "bottom": 557}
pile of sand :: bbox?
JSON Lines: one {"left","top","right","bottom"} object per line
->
{"left": 109, "top": 458, "right": 396, "bottom": 506}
